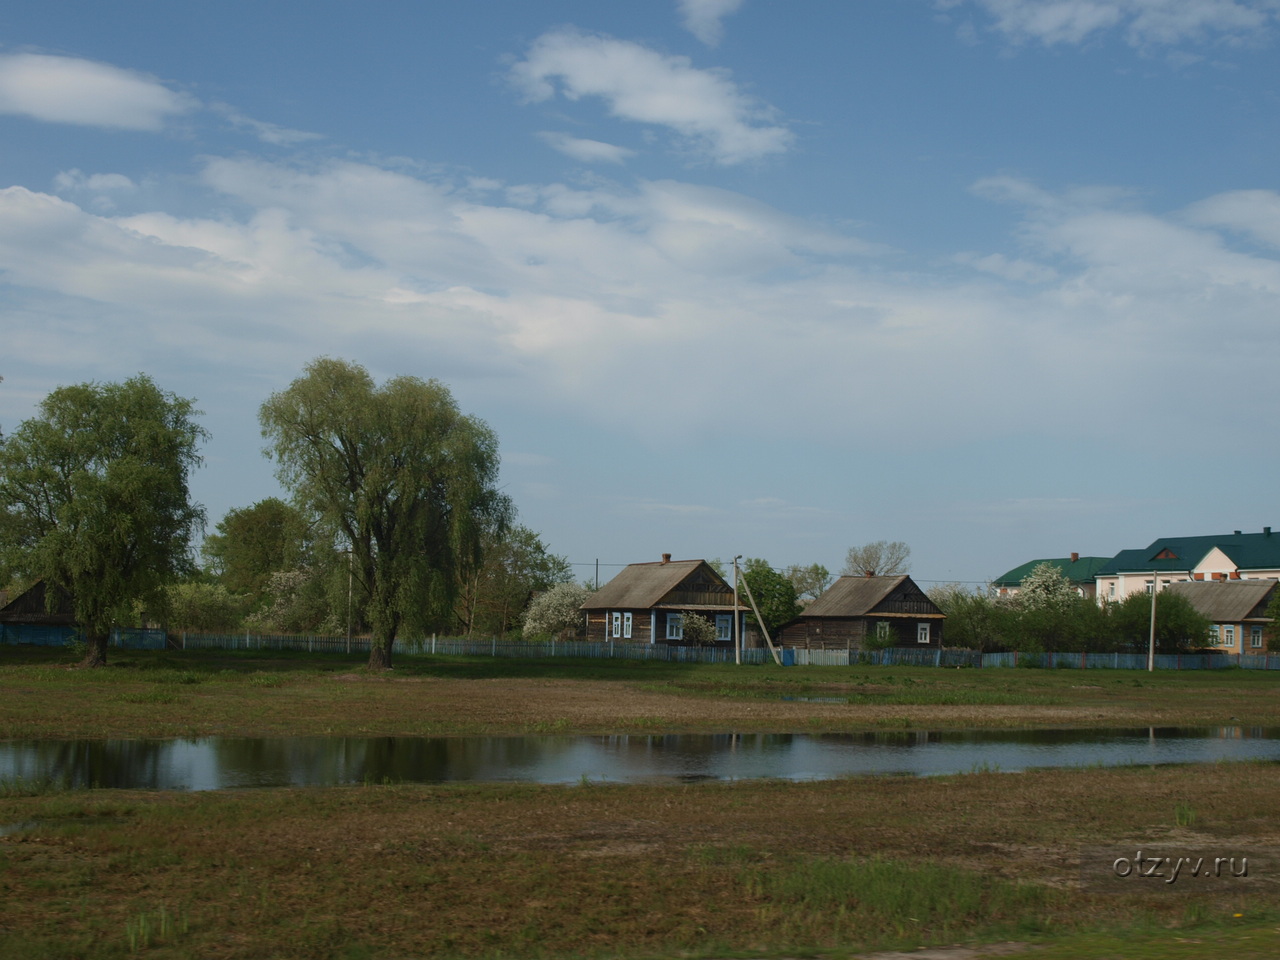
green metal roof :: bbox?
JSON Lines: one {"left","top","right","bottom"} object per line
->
{"left": 992, "top": 556, "right": 1111, "bottom": 587}
{"left": 1096, "top": 530, "right": 1280, "bottom": 576}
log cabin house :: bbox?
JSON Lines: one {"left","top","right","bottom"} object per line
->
{"left": 581, "top": 554, "right": 746, "bottom": 645}
{"left": 776, "top": 574, "right": 944, "bottom": 650}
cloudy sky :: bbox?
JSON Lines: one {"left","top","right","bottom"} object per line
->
{"left": 2, "top": 0, "right": 1279, "bottom": 587}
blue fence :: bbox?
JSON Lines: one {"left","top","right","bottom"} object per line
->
{"left": 7, "top": 625, "right": 1280, "bottom": 670}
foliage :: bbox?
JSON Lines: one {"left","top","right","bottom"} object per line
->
{"left": 783, "top": 562, "right": 832, "bottom": 601}
{"left": 1265, "top": 588, "right": 1280, "bottom": 652}
{"left": 679, "top": 611, "right": 718, "bottom": 646}
{"left": 841, "top": 540, "right": 910, "bottom": 577}
{"left": 456, "top": 525, "right": 571, "bottom": 637}
{"left": 521, "top": 581, "right": 591, "bottom": 640}
{"left": 0, "top": 375, "right": 206, "bottom": 665}
{"left": 1109, "top": 590, "right": 1209, "bottom": 654}
{"left": 201, "top": 498, "right": 311, "bottom": 605}
{"left": 929, "top": 583, "right": 1003, "bottom": 652}
{"left": 739, "top": 558, "right": 801, "bottom": 634}
{"left": 165, "top": 581, "right": 247, "bottom": 633}
{"left": 861, "top": 620, "right": 897, "bottom": 652}
{"left": 245, "top": 567, "right": 341, "bottom": 635}
{"left": 260, "top": 358, "right": 512, "bottom": 667}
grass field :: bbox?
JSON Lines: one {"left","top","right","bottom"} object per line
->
{"left": 2, "top": 646, "right": 1279, "bottom": 739}
{"left": 2, "top": 645, "right": 1279, "bottom": 958}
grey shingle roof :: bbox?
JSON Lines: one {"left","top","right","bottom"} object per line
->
{"left": 1166, "top": 580, "right": 1276, "bottom": 622}
{"left": 800, "top": 575, "right": 908, "bottom": 617}
{"left": 581, "top": 559, "right": 724, "bottom": 610}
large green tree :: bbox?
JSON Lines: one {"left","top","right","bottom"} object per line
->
{"left": 0, "top": 376, "right": 206, "bottom": 666}
{"left": 739, "top": 558, "right": 801, "bottom": 635}
{"left": 260, "top": 358, "right": 512, "bottom": 668}
{"left": 202, "top": 497, "right": 311, "bottom": 603}
{"left": 455, "top": 525, "right": 571, "bottom": 637}
{"left": 783, "top": 562, "right": 832, "bottom": 602}
{"left": 1110, "top": 590, "right": 1209, "bottom": 655}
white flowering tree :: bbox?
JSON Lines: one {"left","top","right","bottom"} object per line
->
{"left": 522, "top": 581, "right": 590, "bottom": 640}
{"left": 1012, "top": 562, "right": 1078, "bottom": 610}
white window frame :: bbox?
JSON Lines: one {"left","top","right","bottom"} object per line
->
{"left": 875, "top": 621, "right": 890, "bottom": 641}
{"left": 917, "top": 622, "right": 930, "bottom": 644}
{"left": 1225, "top": 625, "right": 1236, "bottom": 647}
{"left": 1251, "top": 626, "right": 1264, "bottom": 649}
{"left": 1209, "top": 624, "right": 1221, "bottom": 646}
{"left": 666, "top": 613, "right": 684, "bottom": 641}
{"left": 715, "top": 615, "right": 732, "bottom": 642}
{"left": 611, "top": 612, "right": 621, "bottom": 639}
{"left": 623, "top": 612, "right": 632, "bottom": 640}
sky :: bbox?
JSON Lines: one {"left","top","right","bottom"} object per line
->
{"left": 2, "top": 0, "right": 1280, "bottom": 588}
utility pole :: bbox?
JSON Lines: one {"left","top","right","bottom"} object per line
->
{"left": 1147, "top": 578, "right": 1157, "bottom": 672}
{"left": 733, "top": 555, "right": 742, "bottom": 665}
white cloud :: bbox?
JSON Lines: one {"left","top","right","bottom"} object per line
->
{"left": 0, "top": 53, "right": 194, "bottom": 129}
{"left": 954, "top": 251, "right": 1059, "bottom": 283}
{"left": 53, "top": 170, "right": 138, "bottom": 193}
{"left": 4, "top": 159, "right": 1280, "bottom": 459}
{"left": 510, "top": 28, "right": 792, "bottom": 165}
{"left": 1184, "top": 189, "right": 1280, "bottom": 249}
{"left": 537, "top": 131, "right": 635, "bottom": 164}
{"left": 209, "top": 102, "right": 324, "bottom": 146}
{"left": 677, "top": 0, "right": 745, "bottom": 46}
{"left": 947, "top": 0, "right": 1277, "bottom": 47}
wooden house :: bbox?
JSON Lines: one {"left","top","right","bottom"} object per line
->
{"left": 776, "top": 574, "right": 944, "bottom": 650}
{"left": 1165, "top": 580, "right": 1275, "bottom": 653}
{"left": 581, "top": 554, "right": 745, "bottom": 645}
{"left": 0, "top": 580, "right": 76, "bottom": 626}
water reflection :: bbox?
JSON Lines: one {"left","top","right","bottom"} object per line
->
{"left": 1, "top": 727, "right": 1277, "bottom": 792}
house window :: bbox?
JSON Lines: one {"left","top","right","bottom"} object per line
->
{"left": 611, "top": 613, "right": 621, "bottom": 639}
{"left": 876, "top": 622, "right": 890, "bottom": 641}
{"left": 1251, "top": 626, "right": 1264, "bottom": 648}
{"left": 1108, "top": 583, "right": 1116, "bottom": 600}
{"left": 1209, "top": 625, "right": 1221, "bottom": 646}
{"left": 623, "top": 612, "right": 632, "bottom": 640}
{"left": 917, "top": 623, "right": 930, "bottom": 644}
{"left": 1225, "top": 626, "right": 1235, "bottom": 647}
{"left": 1145, "top": 581, "right": 1154, "bottom": 595}
{"left": 715, "top": 615, "right": 732, "bottom": 641}
{"left": 666, "top": 614, "right": 684, "bottom": 640}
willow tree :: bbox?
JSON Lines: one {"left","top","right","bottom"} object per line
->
{"left": 0, "top": 376, "right": 206, "bottom": 666}
{"left": 260, "top": 358, "right": 511, "bottom": 668}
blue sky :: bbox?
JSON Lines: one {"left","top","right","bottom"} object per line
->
{"left": 2, "top": 0, "right": 1279, "bottom": 587}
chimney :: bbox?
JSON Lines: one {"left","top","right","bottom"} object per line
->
{"left": 661, "top": 553, "right": 671, "bottom": 564}
{"left": 1266, "top": 527, "right": 1272, "bottom": 537}
{"left": 1071, "top": 552, "right": 1079, "bottom": 563}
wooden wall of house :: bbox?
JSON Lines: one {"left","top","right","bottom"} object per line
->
{"left": 777, "top": 616, "right": 943, "bottom": 649}
{"left": 874, "top": 584, "right": 944, "bottom": 617}
{"left": 777, "top": 618, "right": 868, "bottom": 650}
{"left": 584, "top": 610, "right": 658, "bottom": 643}
{"left": 665, "top": 568, "right": 735, "bottom": 608}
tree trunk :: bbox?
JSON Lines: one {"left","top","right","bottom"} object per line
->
{"left": 80, "top": 630, "right": 108, "bottom": 668}
{"left": 367, "top": 638, "right": 393, "bottom": 670}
